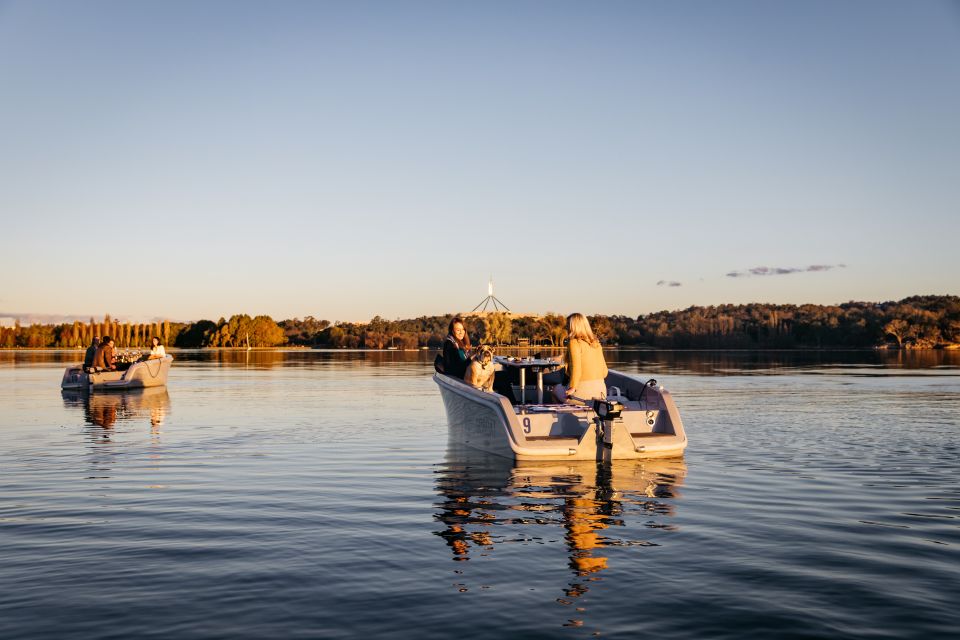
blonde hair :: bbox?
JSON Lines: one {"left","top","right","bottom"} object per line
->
{"left": 567, "top": 313, "right": 599, "bottom": 346}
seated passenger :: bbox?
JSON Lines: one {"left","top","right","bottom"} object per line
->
{"left": 147, "top": 337, "right": 166, "bottom": 359}
{"left": 548, "top": 313, "right": 608, "bottom": 403}
{"left": 83, "top": 336, "right": 100, "bottom": 372}
{"left": 442, "top": 317, "right": 472, "bottom": 379}
{"left": 92, "top": 336, "right": 117, "bottom": 372}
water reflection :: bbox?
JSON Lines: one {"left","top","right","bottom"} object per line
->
{"left": 606, "top": 348, "right": 960, "bottom": 376}
{"left": 62, "top": 387, "right": 171, "bottom": 433}
{"left": 161, "top": 348, "right": 440, "bottom": 370}
{"left": 60, "top": 388, "right": 171, "bottom": 480}
{"left": 434, "top": 443, "right": 686, "bottom": 621}
{"left": 4, "top": 347, "right": 957, "bottom": 376}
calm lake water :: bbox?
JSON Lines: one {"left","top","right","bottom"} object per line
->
{"left": 1, "top": 349, "right": 958, "bottom": 639}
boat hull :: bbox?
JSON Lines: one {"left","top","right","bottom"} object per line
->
{"left": 61, "top": 356, "right": 174, "bottom": 390}
{"left": 435, "top": 370, "right": 687, "bottom": 461}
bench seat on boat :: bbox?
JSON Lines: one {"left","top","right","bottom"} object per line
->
{"left": 525, "top": 436, "right": 580, "bottom": 443}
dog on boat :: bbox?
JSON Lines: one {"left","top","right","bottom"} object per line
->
{"left": 464, "top": 344, "right": 496, "bottom": 392}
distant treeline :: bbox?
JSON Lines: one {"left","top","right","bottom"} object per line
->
{"left": 2, "top": 295, "right": 958, "bottom": 350}
{"left": 1, "top": 314, "right": 173, "bottom": 349}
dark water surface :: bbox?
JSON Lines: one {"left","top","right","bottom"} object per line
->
{"left": 1, "top": 349, "right": 958, "bottom": 639}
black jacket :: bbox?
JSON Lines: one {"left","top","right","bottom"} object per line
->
{"left": 83, "top": 344, "right": 98, "bottom": 368}
{"left": 442, "top": 336, "right": 469, "bottom": 379}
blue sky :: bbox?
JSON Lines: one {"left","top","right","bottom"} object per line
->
{"left": 1, "top": 0, "right": 958, "bottom": 323}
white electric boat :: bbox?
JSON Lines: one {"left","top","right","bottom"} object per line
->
{"left": 61, "top": 355, "right": 174, "bottom": 391}
{"left": 434, "top": 368, "right": 687, "bottom": 461}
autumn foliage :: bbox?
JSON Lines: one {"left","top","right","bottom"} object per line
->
{"left": 1, "top": 296, "right": 957, "bottom": 350}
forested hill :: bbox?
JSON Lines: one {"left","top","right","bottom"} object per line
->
{"left": 2, "top": 295, "right": 958, "bottom": 350}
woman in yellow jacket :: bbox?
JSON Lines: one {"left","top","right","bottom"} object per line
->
{"left": 551, "top": 313, "right": 608, "bottom": 403}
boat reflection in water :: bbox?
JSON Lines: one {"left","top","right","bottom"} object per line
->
{"left": 62, "top": 387, "right": 171, "bottom": 478}
{"left": 434, "top": 442, "right": 686, "bottom": 620}
{"left": 62, "top": 386, "right": 171, "bottom": 433}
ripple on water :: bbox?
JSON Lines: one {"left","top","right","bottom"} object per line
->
{"left": 0, "top": 350, "right": 959, "bottom": 639}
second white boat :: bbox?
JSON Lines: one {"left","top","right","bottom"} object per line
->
{"left": 61, "top": 355, "right": 174, "bottom": 391}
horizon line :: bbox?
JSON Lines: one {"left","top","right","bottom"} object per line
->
{"left": 2, "top": 293, "right": 957, "bottom": 326}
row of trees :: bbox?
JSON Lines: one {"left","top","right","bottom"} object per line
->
{"left": 0, "top": 314, "right": 172, "bottom": 349}
{"left": 2, "top": 296, "right": 957, "bottom": 350}
{"left": 308, "top": 313, "right": 570, "bottom": 349}
{"left": 618, "top": 295, "right": 960, "bottom": 349}
{"left": 0, "top": 314, "right": 286, "bottom": 349}
{"left": 276, "top": 295, "right": 960, "bottom": 350}
{"left": 188, "top": 315, "right": 288, "bottom": 348}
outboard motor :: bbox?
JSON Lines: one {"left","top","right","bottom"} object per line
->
{"left": 568, "top": 395, "right": 624, "bottom": 461}
{"left": 593, "top": 398, "right": 624, "bottom": 450}
{"left": 570, "top": 396, "right": 623, "bottom": 462}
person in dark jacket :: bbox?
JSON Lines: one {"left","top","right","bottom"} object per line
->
{"left": 440, "top": 316, "right": 518, "bottom": 403}
{"left": 83, "top": 336, "right": 100, "bottom": 372}
{"left": 442, "top": 317, "right": 472, "bottom": 379}
{"left": 92, "top": 336, "right": 117, "bottom": 372}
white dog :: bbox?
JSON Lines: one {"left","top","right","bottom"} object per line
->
{"left": 464, "top": 344, "right": 496, "bottom": 392}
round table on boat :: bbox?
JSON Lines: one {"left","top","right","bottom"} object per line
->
{"left": 493, "top": 356, "right": 563, "bottom": 404}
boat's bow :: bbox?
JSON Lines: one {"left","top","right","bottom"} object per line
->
{"left": 60, "top": 355, "right": 174, "bottom": 390}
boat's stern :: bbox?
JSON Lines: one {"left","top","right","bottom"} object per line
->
{"left": 60, "top": 366, "right": 88, "bottom": 390}
{"left": 435, "top": 369, "right": 688, "bottom": 461}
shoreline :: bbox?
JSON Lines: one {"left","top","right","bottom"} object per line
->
{"left": 2, "top": 346, "right": 957, "bottom": 353}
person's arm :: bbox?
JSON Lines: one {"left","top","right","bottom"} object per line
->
{"left": 445, "top": 340, "right": 467, "bottom": 362}
{"left": 442, "top": 341, "right": 457, "bottom": 370}
{"left": 567, "top": 340, "right": 581, "bottom": 391}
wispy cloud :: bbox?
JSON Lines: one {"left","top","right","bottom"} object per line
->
{"left": 726, "top": 264, "right": 846, "bottom": 278}
{"left": 656, "top": 280, "right": 683, "bottom": 287}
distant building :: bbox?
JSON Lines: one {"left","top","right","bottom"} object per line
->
{"left": 0, "top": 317, "right": 15, "bottom": 328}
{"left": 471, "top": 278, "right": 510, "bottom": 314}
